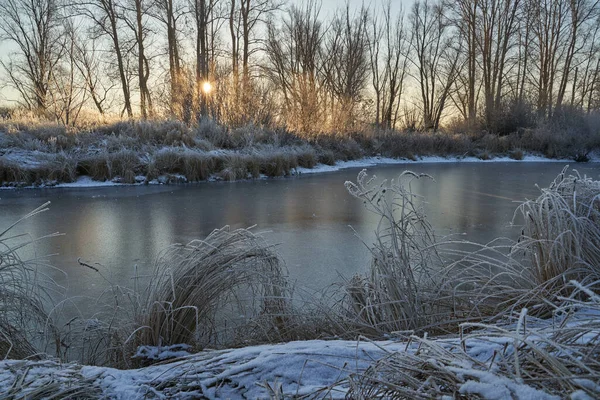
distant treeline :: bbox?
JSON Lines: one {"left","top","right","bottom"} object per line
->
{"left": 1, "top": 0, "right": 600, "bottom": 135}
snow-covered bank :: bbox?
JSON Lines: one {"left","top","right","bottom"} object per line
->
{"left": 295, "top": 153, "right": 582, "bottom": 175}
{"left": 1, "top": 309, "right": 596, "bottom": 400}
{"left": 1, "top": 152, "right": 592, "bottom": 190}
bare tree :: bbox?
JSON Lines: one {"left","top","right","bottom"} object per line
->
{"left": 264, "top": 1, "right": 326, "bottom": 132}
{"left": 555, "top": 0, "right": 600, "bottom": 111}
{"left": 74, "top": 0, "right": 134, "bottom": 117}
{"left": 577, "top": 17, "right": 600, "bottom": 110}
{"left": 0, "top": 0, "right": 64, "bottom": 112}
{"left": 408, "top": 0, "right": 461, "bottom": 130}
{"left": 381, "top": 3, "right": 409, "bottom": 129}
{"left": 192, "top": 0, "right": 209, "bottom": 117}
{"left": 368, "top": 8, "right": 385, "bottom": 127}
{"left": 151, "top": 0, "right": 186, "bottom": 117}
{"left": 48, "top": 20, "right": 87, "bottom": 125}
{"left": 71, "top": 35, "right": 116, "bottom": 116}
{"left": 476, "top": 0, "right": 522, "bottom": 126}
{"left": 122, "top": 0, "right": 153, "bottom": 118}
{"left": 322, "top": 4, "right": 370, "bottom": 130}
{"left": 227, "top": 0, "right": 281, "bottom": 124}
{"left": 452, "top": 0, "right": 479, "bottom": 125}
{"left": 528, "top": 0, "right": 568, "bottom": 117}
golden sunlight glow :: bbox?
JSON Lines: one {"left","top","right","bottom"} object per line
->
{"left": 202, "top": 81, "right": 213, "bottom": 94}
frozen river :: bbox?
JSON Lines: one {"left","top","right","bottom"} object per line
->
{"left": 1, "top": 161, "right": 597, "bottom": 301}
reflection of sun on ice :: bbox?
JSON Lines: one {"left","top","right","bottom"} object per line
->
{"left": 202, "top": 81, "right": 212, "bottom": 94}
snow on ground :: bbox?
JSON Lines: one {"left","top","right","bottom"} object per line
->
{"left": 0, "top": 336, "right": 565, "bottom": 399}
{"left": 0, "top": 151, "right": 595, "bottom": 190}
{"left": 294, "top": 154, "right": 579, "bottom": 175}
{"left": 55, "top": 176, "right": 126, "bottom": 188}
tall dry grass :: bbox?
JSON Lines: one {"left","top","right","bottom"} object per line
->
{"left": 119, "top": 227, "right": 290, "bottom": 363}
{"left": 0, "top": 203, "right": 61, "bottom": 359}
{"left": 336, "top": 170, "right": 459, "bottom": 336}
{"left": 436, "top": 166, "right": 600, "bottom": 319}
{"left": 516, "top": 166, "right": 600, "bottom": 287}
{"left": 333, "top": 166, "right": 600, "bottom": 339}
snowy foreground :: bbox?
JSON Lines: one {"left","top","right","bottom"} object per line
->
{"left": 1, "top": 312, "right": 597, "bottom": 400}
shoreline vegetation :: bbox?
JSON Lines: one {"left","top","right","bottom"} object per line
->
{"left": 0, "top": 167, "right": 599, "bottom": 398}
{"left": 1, "top": 116, "right": 599, "bottom": 188}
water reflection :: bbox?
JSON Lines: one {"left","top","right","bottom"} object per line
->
{"left": 0, "top": 162, "right": 597, "bottom": 302}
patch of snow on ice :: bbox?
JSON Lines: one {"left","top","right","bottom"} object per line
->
{"left": 56, "top": 176, "right": 123, "bottom": 188}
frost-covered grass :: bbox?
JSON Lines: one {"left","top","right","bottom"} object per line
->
{"left": 0, "top": 285, "right": 598, "bottom": 398}
{"left": 0, "top": 203, "right": 62, "bottom": 359}
{"left": 128, "top": 227, "right": 290, "bottom": 364}
{"left": 1, "top": 115, "right": 599, "bottom": 187}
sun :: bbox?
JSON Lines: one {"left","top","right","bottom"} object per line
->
{"left": 202, "top": 81, "right": 212, "bottom": 94}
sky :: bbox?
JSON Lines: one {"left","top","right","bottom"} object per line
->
{"left": 0, "top": 0, "right": 409, "bottom": 107}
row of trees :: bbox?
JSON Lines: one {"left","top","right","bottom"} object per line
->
{"left": 1, "top": 0, "right": 600, "bottom": 133}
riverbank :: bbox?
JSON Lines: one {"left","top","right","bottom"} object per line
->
{"left": 1, "top": 118, "right": 599, "bottom": 188}
{"left": 1, "top": 151, "right": 594, "bottom": 190}
{"left": 0, "top": 298, "right": 597, "bottom": 399}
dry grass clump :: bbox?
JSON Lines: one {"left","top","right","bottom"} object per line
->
{"left": 182, "top": 151, "right": 217, "bottom": 181}
{"left": 0, "top": 152, "right": 78, "bottom": 186}
{"left": 134, "top": 120, "right": 211, "bottom": 148}
{"left": 196, "top": 118, "right": 233, "bottom": 148}
{"left": 296, "top": 148, "right": 317, "bottom": 168}
{"left": 445, "top": 167, "right": 600, "bottom": 318}
{"left": 43, "top": 153, "right": 78, "bottom": 183}
{"left": 0, "top": 159, "right": 28, "bottom": 186}
{"left": 510, "top": 148, "right": 524, "bottom": 160}
{"left": 78, "top": 149, "right": 141, "bottom": 183}
{"left": 257, "top": 151, "right": 298, "bottom": 177}
{"left": 374, "top": 130, "right": 472, "bottom": 158}
{"left": 129, "top": 227, "right": 290, "bottom": 356}
{"left": 219, "top": 154, "right": 250, "bottom": 181}
{"left": 335, "top": 167, "right": 600, "bottom": 339}
{"left": 0, "top": 203, "right": 60, "bottom": 359}
{"left": 429, "top": 167, "right": 600, "bottom": 321}
{"left": 338, "top": 170, "right": 456, "bottom": 336}
{"left": 345, "top": 280, "right": 600, "bottom": 399}
{"left": 313, "top": 134, "right": 363, "bottom": 161}
{"left": 147, "top": 148, "right": 217, "bottom": 181}
{"left": 516, "top": 166, "right": 600, "bottom": 287}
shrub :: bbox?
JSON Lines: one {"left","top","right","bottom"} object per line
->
{"left": 196, "top": 118, "right": 232, "bottom": 148}
{"left": 78, "top": 149, "right": 140, "bottom": 183}
{"left": 488, "top": 99, "right": 537, "bottom": 136}
{"left": 318, "top": 150, "right": 336, "bottom": 166}
{"left": 477, "top": 151, "right": 491, "bottom": 160}
{"left": 0, "top": 158, "right": 28, "bottom": 185}
{"left": 260, "top": 152, "right": 297, "bottom": 177}
{"left": 314, "top": 134, "right": 363, "bottom": 161}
